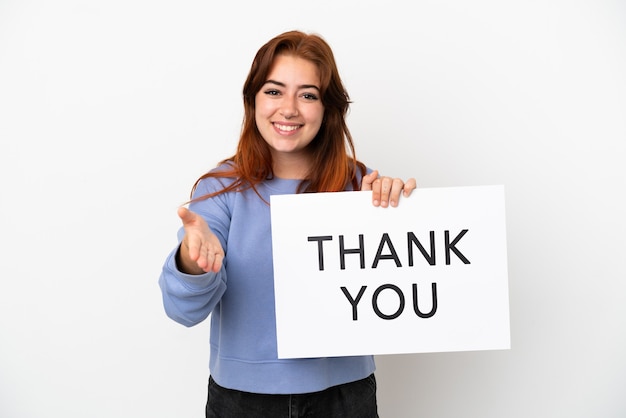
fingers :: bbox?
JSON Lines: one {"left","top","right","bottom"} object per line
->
{"left": 360, "top": 170, "right": 378, "bottom": 191}
{"left": 402, "top": 178, "right": 417, "bottom": 197}
{"left": 178, "top": 206, "right": 202, "bottom": 262}
{"left": 367, "top": 174, "right": 417, "bottom": 208}
{"left": 370, "top": 177, "right": 386, "bottom": 207}
{"left": 177, "top": 206, "right": 202, "bottom": 227}
{"left": 387, "top": 177, "right": 408, "bottom": 207}
{"left": 177, "top": 206, "right": 224, "bottom": 274}
{"left": 372, "top": 177, "right": 405, "bottom": 207}
{"left": 192, "top": 241, "right": 224, "bottom": 273}
{"left": 182, "top": 232, "right": 224, "bottom": 273}
{"left": 177, "top": 206, "right": 192, "bottom": 223}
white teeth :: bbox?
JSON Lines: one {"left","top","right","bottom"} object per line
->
{"left": 275, "top": 123, "right": 300, "bottom": 132}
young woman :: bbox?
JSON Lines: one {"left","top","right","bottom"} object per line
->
{"left": 159, "top": 30, "right": 416, "bottom": 418}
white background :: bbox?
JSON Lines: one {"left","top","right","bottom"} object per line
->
{"left": 1, "top": 1, "right": 624, "bottom": 417}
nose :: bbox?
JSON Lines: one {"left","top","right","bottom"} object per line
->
{"left": 280, "top": 97, "right": 299, "bottom": 119}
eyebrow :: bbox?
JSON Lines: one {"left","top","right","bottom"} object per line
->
{"left": 264, "top": 79, "right": 320, "bottom": 91}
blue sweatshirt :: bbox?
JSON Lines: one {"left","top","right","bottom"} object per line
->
{"left": 159, "top": 169, "right": 375, "bottom": 394}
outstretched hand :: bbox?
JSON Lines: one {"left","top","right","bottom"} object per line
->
{"left": 361, "top": 170, "right": 417, "bottom": 207}
{"left": 177, "top": 206, "right": 225, "bottom": 274}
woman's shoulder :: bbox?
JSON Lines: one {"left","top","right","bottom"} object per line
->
{"left": 193, "top": 162, "right": 238, "bottom": 194}
{"left": 208, "top": 160, "right": 237, "bottom": 176}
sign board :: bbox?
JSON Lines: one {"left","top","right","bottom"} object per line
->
{"left": 270, "top": 186, "right": 510, "bottom": 359}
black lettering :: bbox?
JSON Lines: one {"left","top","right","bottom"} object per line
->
{"left": 407, "top": 231, "right": 436, "bottom": 266}
{"left": 339, "top": 234, "right": 365, "bottom": 270}
{"left": 412, "top": 283, "right": 437, "bottom": 318}
{"left": 307, "top": 235, "right": 333, "bottom": 271}
{"left": 341, "top": 286, "right": 367, "bottom": 320}
{"left": 372, "top": 284, "right": 405, "bottom": 320}
{"left": 445, "top": 229, "right": 470, "bottom": 265}
{"left": 372, "top": 233, "right": 402, "bottom": 268}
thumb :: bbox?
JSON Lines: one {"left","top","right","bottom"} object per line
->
{"left": 360, "top": 170, "right": 378, "bottom": 191}
{"left": 177, "top": 206, "right": 195, "bottom": 225}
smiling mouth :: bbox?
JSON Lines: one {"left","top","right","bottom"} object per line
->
{"left": 274, "top": 123, "right": 301, "bottom": 132}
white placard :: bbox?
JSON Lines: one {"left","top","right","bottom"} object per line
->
{"left": 270, "top": 186, "right": 510, "bottom": 359}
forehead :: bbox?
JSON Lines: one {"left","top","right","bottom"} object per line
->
{"left": 266, "top": 54, "right": 320, "bottom": 86}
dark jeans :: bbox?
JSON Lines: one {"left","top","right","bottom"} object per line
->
{"left": 205, "top": 374, "right": 379, "bottom": 418}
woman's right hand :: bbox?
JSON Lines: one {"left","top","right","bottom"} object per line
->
{"left": 176, "top": 206, "right": 225, "bottom": 274}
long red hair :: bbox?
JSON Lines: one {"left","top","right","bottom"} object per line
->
{"left": 190, "top": 30, "right": 366, "bottom": 201}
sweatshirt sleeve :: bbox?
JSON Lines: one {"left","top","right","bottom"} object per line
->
{"left": 158, "top": 175, "right": 232, "bottom": 327}
{"left": 158, "top": 243, "right": 227, "bottom": 327}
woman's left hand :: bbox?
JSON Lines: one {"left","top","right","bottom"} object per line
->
{"left": 361, "top": 170, "right": 417, "bottom": 207}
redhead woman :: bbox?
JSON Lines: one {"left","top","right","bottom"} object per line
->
{"left": 159, "top": 30, "right": 416, "bottom": 418}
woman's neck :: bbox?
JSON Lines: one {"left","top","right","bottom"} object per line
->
{"left": 271, "top": 152, "right": 312, "bottom": 180}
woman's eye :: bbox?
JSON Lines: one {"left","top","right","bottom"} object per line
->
{"left": 264, "top": 89, "right": 280, "bottom": 96}
{"left": 302, "top": 93, "right": 319, "bottom": 100}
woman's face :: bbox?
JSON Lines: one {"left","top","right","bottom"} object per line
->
{"left": 255, "top": 54, "right": 324, "bottom": 162}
